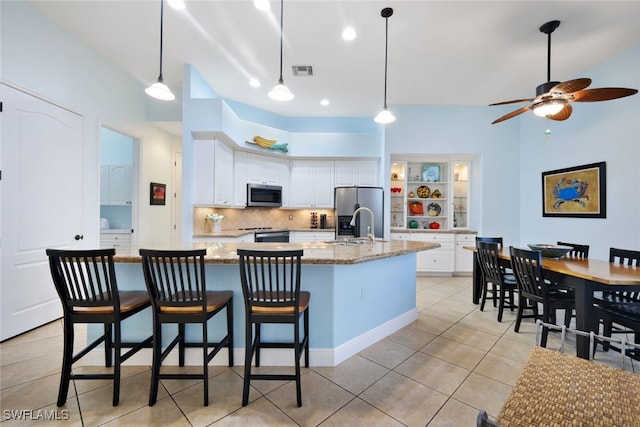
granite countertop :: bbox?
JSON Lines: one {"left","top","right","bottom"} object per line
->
{"left": 114, "top": 239, "right": 439, "bottom": 265}
{"left": 194, "top": 228, "right": 337, "bottom": 239}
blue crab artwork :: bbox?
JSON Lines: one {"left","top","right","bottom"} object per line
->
{"left": 552, "top": 178, "right": 589, "bottom": 209}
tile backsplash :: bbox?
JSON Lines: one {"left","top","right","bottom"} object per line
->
{"left": 193, "top": 207, "right": 335, "bottom": 234}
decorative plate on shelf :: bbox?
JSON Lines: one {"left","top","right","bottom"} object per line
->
{"left": 427, "top": 202, "right": 442, "bottom": 216}
{"left": 417, "top": 186, "right": 430, "bottom": 198}
{"left": 422, "top": 164, "right": 441, "bottom": 182}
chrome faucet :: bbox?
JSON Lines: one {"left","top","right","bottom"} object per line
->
{"left": 350, "top": 206, "right": 375, "bottom": 242}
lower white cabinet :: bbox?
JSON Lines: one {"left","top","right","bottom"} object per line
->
{"left": 412, "top": 233, "right": 455, "bottom": 273}
{"left": 455, "top": 233, "right": 476, "bottom": 273}
{"left": 290, "top": 231, "right": 334, "bottom": 243}
{"left": 100, "top": 232, "right": 132, "bottom": 253}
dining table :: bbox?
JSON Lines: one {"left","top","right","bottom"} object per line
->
{"left": 465, "top": 246, "right": 640, "bottom": 359}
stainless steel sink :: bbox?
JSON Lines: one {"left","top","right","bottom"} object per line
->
{"left": 323, "top": 238, "right": 387, "bottom": 246}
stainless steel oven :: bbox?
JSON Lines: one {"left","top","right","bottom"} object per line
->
{"left": 246, "top": 183, "right": 282, "bottom": 207}
{"left": 254, "top": 229, "right": 290, "bottom": 243}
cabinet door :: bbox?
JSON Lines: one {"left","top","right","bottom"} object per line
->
{"left": 411, "top": 233, "right": 454, "bottom": 273}
{"left": 233, "top": 151, "right": 248, "bottom": 206}
{"left": 334, "top": 161, "right": 355, "bottom": 186}
{"left": 100, "top": 165, "right": 109, "bottom": 205}
{"left": 246, "top": 153, "right": 284, "bottom": 185}
{"left": 313, "top": 161, "right": 335, "bottom": 208}
{"left": 213, "top": 141, "right": 234, "bottom": 205}
{"left": 108, "top": 165, "right": 131, "bottom": 205}
{"left": 289, "top": 161, "right": 315, "bottom": 207}
{"left": 356, "top": 160, "right": 378, "bottom": 186}
{"left": 455, "top": 233, "right": 476, "bottom": 272}
{"left": 451, "top": 161, "right": 470, "bottom": 229}
{"left": 193, "top": 140, "right": 215, "bottom": 205}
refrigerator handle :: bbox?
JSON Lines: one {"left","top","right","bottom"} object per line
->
{"left": 353, "top": 202, "right": 360, "bottom": 238}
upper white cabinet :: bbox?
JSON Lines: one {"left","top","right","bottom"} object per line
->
{"left": 194, "top": 139, "right": 234, "bottom": 206}
{"left": 233, "top": 151, "right": 248, "bottom": 207}
{"left": 334, "top": 159, "right": 378, "bottom": 187}
{"left": 289, "top": 160, "right": 335, "bottom": 208}
{"left": 246, "top": 153, "right": 288, "bottom": 186}
{"left": 101, "top": 164, "right": 131, "bottom": 205}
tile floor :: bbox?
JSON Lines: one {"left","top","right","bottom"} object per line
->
{"left": 1, "top": 276, "right": 638, "bottom": 426}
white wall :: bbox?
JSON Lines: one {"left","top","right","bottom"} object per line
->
{"left": 1, "top": 1, "right": 180, "bottom": 245}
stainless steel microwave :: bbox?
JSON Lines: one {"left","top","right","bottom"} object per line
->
{"left": 246, "top": 183, "right": 282, "bottom": 207}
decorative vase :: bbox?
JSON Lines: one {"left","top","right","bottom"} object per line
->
{"left": 214, "top": 221, "right": 222, "bottom": 233}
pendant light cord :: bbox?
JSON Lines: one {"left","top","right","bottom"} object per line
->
{"left": 546, "top": 30, "right": 551, "bottom": 83}
{"left": 278, "top": 0, "right": 284, "bottom": 84}
{"left": 383, "top": 15, "right": 389, "bottom": 109}
{"left": 158, "top": 0, "right": 165, "bottom": 82}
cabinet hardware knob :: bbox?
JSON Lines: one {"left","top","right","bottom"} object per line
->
{"left": 74, "top": 234, "right": 84, "bottom": 240}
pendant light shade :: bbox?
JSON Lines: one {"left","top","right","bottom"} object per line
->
{"left": 269, "top": 0, "right": 293, "bottom": 101}
{"left": 146, "top": 0, "right": 175, "bottom": 101}
{"left": 375, "top": 7, "right": 395, "bottom": 124}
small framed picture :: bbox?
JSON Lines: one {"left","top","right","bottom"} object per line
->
{"left": 421, "top": 164, "right": 441, "bottom": 182}
{"left": 150, "top": 182, "right": 166, "bottom": 205}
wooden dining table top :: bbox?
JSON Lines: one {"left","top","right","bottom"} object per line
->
{"left": 463, "top": 246, "right": 640, "bottom": 286}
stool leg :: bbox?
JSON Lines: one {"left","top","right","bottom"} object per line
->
{"left": 227, "top": 301, "right": 234, "bottom": 367}
{"left": 104, "top": 323, "right": 113, "bottom": 367}
{"left": 202, "top": 321, "right": 209, "bottom": 407}
{"left": 294, "top": 320, "right": 302, "bottom": 407}
{"left": 255, "top": 324, "right": 261, "bottom": 367}
{"left": 242, "top": 321, "right": 253, "bottom": 406}
{"left": 57, "top": 317, "right": 74, "bottom": 407}
{"left": 149, "top": 317, "right": 162, "bottom": 406}
{"left": 112, "top": 321, "right": 121, "bottom": 406}
{"left": 178, "top": 323, "right": 186, "bottom": 367}
{"left": 304, "top": 309, "right": 310, "bottom": 368}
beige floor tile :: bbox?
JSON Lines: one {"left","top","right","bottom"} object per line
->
{"left": 171, "top": 370, "right": 248, "bottom": 427}
{"left": 320, "top": 397, "right": 404, "bottom": 426}
{"left": 0, "top": 395, "right": 82, "bottom": 427}
{"left": 440, "top": 324, "right": 500, "bottom": 352}
{"left": 72, "top": 365, "right": 150, "bottom": 396}
{"left": 159, "top": 364, "right": 230, "bottom": 395}
{"left": 452, "top": 372, "right": 512, "bottom": 418}
{"left": 0, "top": 351, "right": 62, "bottom": 389}
{"left": 212, "top": 396, "right": 299, "bottom": 426}
{"left": 387, "top": 324, "right": 437, "bottom": 350}
{"left": 420, "top": 336, "right": 487, "bottom": 370}
{"left": 266, "top": 370, "right": 354, "bottom": 426}
{"left": 411, "top": 312, "right": 455, "bottom": 336}
{"left": 427, "top": 398, "right": 482, "bottom": 427}
{"left": 76, "top": 369, "right": 163, "bottom": 426}
{"left": 232, "top": 365, "right": 309, "bottom": 396}
{"left": 358, "top": 338, "right": 416, "bottom": 369}
{"left": 473, "top": 353, "right": 524, "bottom": 386}
{"left": 0, "top": 372, "right": 70, "bottom": 412}
{"left": 312, "top": 354, "right": 389, "bottom": 395}
{"left": 458, "top": 310, "right": 515, "bottom": 336}
{"left": 394, "top": 352, "right": 471, "bottom": 396}
{"left": 0, "top": 335, "right": 62, "bottom": 367}
{"left": 100, "top": 395, "right": 191, "bottom": 426}
{"left": 359, "top": 371, "right": 448, "bottom": 427}
{"left": 490, "top": 337, "right": 537, "bottom": 364}
{"left": 0, "top": 319, "right": 63, "bottom": 350}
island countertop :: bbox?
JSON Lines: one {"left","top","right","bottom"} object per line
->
{"left": 114, "top": 239, "right": 439, "bottom": 265}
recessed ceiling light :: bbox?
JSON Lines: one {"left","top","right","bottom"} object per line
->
{"left": 320, "top": 99, "right": 330, "bottom": 106}
{"left": 254, "top": 0, "right": 270, "bottom": 11}
{"left": 249, "top": 78, "right": 261, "bottom": 88}
{"left": 167, "top": 0, "right": 185, "bottom": 10}
{"left": 342, "top": 27, "right": 356, "bottom": 41}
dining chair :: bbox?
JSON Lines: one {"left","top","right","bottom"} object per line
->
{"left": 509, "top": 247, "right": 575, "bottom": 347}
{"left": 140, "top": 248, "right": 233, "bottom": 406}
{"left": 237, "top": 248, "right": 309, "bottom": 407}
{"left": 556, "top": 241, "right": 590, "bottom": 259}
{"left": 593, "top": 247, "right": 640, "bottom": 356}
{"left": 476, "top": 242, "right": 517, "bottom": 322}
{"left": 46, "top": 248, "right": 152, "bottom": 406}
{"left": 475, "top": 237, "right": 512, "bottom": 309}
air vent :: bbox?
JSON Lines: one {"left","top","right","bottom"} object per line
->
{"left": 292, "top": 65, "right": 313, "bottom": 76}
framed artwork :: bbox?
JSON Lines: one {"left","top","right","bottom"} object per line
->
{"left": 542, "top": 162, "right": 606, "bottom": 218}
{"left": 150, "top": 182, "right": 166, "bottom": 205}
{"left": 421, "top": 164, "right": 441, "bottom": 182}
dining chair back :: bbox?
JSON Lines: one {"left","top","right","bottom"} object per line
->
{"left": 556, "top": 241, "right": 590, "bottom": 259}
{"left": 140, "top": 248, "right": 233, "bottom": 406}
{"left": 476, "top": 242, "right": 517, "bottom": 322}
{"left": 237, "top": 248, "right": 309, "bottom": 407}
{"left": 509, "top": 247, "right": 575, "bottom": 346}
{"left": 610, "top": 247, "right": 640, "bottom": 266}
{"left": 46, "top": 248, "right": 152, "bottom": 406}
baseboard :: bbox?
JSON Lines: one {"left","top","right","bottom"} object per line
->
{"left": 84, "top": 308, "right": 418, "bottom": 368}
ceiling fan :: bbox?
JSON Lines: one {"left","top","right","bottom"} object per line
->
{"left": 490, "top": 20, "right": 638, "bottom": 125}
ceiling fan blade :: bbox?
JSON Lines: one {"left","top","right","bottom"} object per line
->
{"left": 547, "top": 103, "right": 573, "bottom": 121}
{"left": 571, "top": 87, "right": 639, "bottom": 102}
{"left": 550, "top": 78, "right": 592, "bottom": 94}
{"left": 491, "top": 106, "right": 531, "bottom": 124}
{"left": 489, "top": 98, "right": 534, "bottom": 106}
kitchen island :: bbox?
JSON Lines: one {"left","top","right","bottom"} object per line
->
{"left": 102, "top": 239, "right": 439, "bottom": 367}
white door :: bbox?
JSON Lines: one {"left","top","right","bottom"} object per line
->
{"left": 1, "top": 84, "right": 84, "bottom": 340}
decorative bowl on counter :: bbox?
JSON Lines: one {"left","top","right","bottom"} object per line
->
{"left": 527, "top": 244, "right": 573, "bottom": 259}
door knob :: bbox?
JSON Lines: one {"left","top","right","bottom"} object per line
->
{"left": 74, "top": 234, "right": 84, "bottom": 240}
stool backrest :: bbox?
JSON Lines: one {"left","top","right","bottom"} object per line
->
{"left": 237, "top": 249, "right": 303, "bottom": 316}
{"left": 46, "top": 248, "right": 120, "bottom": 311}
{"left": 140, "top": 249, "right": 208, "bottom": 311}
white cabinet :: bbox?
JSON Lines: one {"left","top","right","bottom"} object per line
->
{"left": 233, "top": 151, "right": 248, "bottom": 206}
{"left": 100, "top": 232, "right": 132, "bottom": 253}
{"left": 246, "top": 153, "right": 290, "bottom": 207}
{"left": 290, "top": 231, "right": 334, "bottom": 243}
{"left": 334, "top": 160, "right": 378, "bottom": 186}
{"left": 289, "top": 160, "right": 335, "bottom": 208}
{"left": 410, "top": 233, "right": 455, "bottom": 274}
{"left": 455, "top": 233, "right": 476, "bottom": 273}
{"left": 451, "top": 161, "right": 470, "bottom": 229}
{"left": 193, "top": 139, "right": 234, "bottom": 206}
{"left": 100, "top": 164, "right": 132, "bottom": 205}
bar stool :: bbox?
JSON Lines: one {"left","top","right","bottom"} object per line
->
{"left": 237, "top": 248, "right": 309, "bottom": 407}
{"left": 46, "top": 248, "right": 152, "bottom": 406}
{"left": 140, "top": 248, "right": 233, "bottom": 406}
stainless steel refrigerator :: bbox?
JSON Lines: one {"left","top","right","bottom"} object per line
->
{"left": 334, "top": 186, "right": 384, "bottom": 239}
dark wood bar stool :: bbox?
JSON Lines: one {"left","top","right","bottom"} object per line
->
{"left": 46, "top": 248, "right": 152, "bottom": 406}
{"left": 237, "top": 249, "right": 309, "bottom": 407}
{"left": 140, "top": 248, "right": 233, "bottom": 406}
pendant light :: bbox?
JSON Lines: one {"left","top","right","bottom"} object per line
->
{"left": 268, "top": 0, "right": 294, "bottom": 101}
{"left": 374, "top": 7, "right": 395, "bottom": 124}
{"left": 145, "top": 0, "right": 175, "bottom": 101}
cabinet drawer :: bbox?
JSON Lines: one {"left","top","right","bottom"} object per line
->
{"left": 455, "top": 234, "right": 476, "bottom": 243}
{"left": 390, "top": 232, "right": 410, "bottom": 241}
{"left": 410, "top": 233, "right": 454, "bottom": 243}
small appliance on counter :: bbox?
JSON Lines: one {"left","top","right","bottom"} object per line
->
{"left": 310, "top": 212, "right": 318, "bottom": 229}
{"left": 319, "top": 214, "right": 327, "bottom": 229}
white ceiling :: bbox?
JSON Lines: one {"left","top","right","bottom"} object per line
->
{"left": 30, "top": 1, "right": 640, "bottom": 119}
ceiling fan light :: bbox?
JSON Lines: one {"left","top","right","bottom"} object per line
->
{"left": 533, "top": 99, "right": 565, "bottom": 117}
{"left": 374, "top": 108, "right": 396, "bottom": 124}
{"left": 145, "top": 80, "right": 175, "bottom": 101}
{"left": 268, "top": 82, "right": 294, "bottom": 101}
